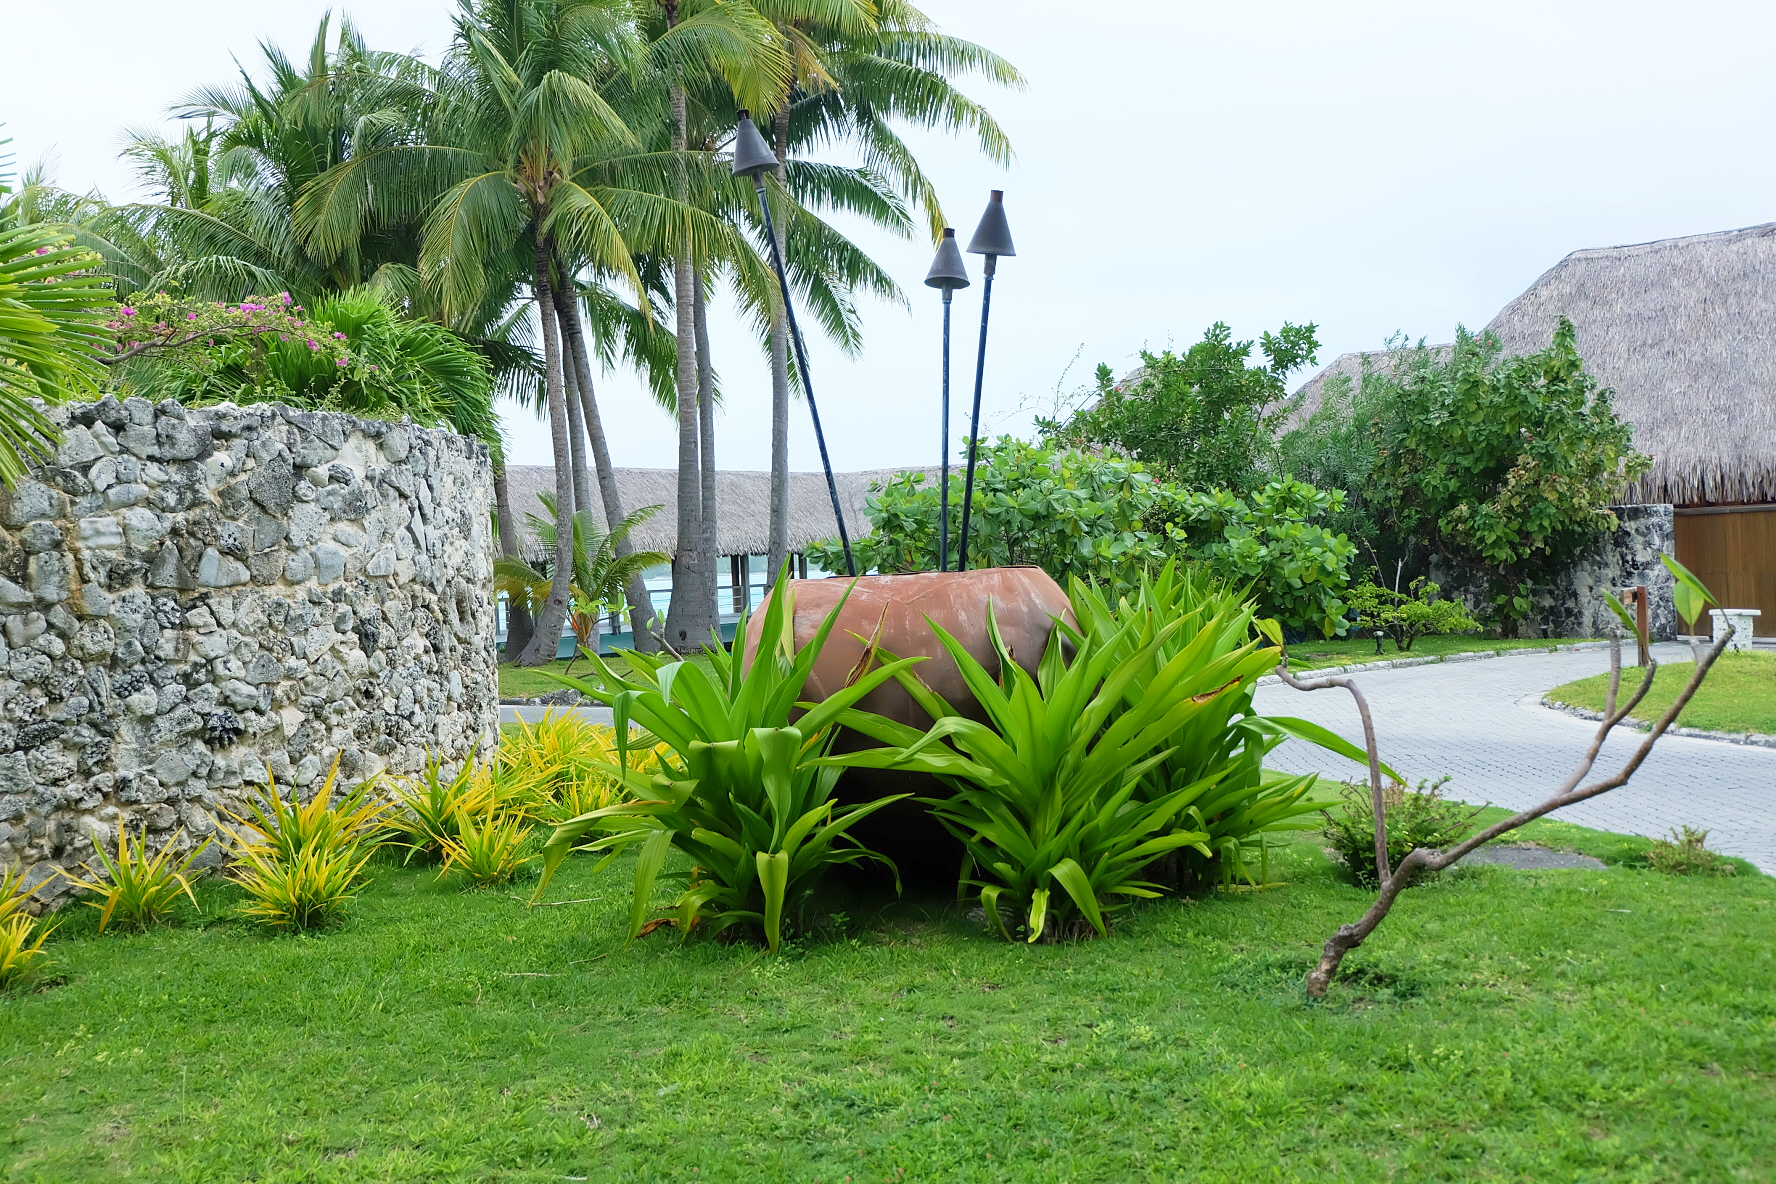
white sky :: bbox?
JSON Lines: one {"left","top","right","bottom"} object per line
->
{"left": 5, "top": 0, "right": 1775, "bottom": 473}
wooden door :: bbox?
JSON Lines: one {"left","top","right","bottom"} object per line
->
{"left": 1673, "top": 506, "right": 1776, "bottom": 637}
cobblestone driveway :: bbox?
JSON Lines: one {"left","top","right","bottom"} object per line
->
{"left": 1254, "top": 642, "right": 1776, "bottom": 873}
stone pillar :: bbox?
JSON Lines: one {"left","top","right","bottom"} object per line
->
{"left": 1709, "top": 608, "right": 1761, "bottom": 652}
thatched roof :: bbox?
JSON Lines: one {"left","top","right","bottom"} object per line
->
{"left": 1287, "top": 222, "right": 1776, "bottom": 505}
{"left": 500, "top": 465, "right": 938, "bottom": 557}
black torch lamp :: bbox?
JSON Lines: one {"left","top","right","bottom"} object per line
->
{"left": 732, "top": 110, "right": 855, "bottom": 577}
{"left": 955, "top": 190, "right": 1014, "bottom": 572}
{"left": 923, "top": 228, "right": 970, "bottom": 572}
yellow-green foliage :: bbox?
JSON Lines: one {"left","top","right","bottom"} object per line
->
{"left": 499, "top": 713, "right": 662, "bottom": 825}
{"left": 439, "top": 811, "right": 537, "bottom": 888}
{"left": 387, "top": 757, "right": 500, "bottom": 859}
{"left": 221, "top": 760, "right": 389, "bottom": 931}
{"left": 60, "top": 828, "right": 209, "bottom": 933}
{"left": 0, "top": 870, "right": 55, "bottom": 989}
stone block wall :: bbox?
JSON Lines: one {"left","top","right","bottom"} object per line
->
{"left": 1430, "top": 504, "right": 1677, "bottom": 641}
{"left": 0, "top": 397, "right": 499, "bottom": 897}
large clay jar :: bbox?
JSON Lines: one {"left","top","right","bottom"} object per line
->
{"left": 741, "top": 567, "right": 1073, "bottom": 880}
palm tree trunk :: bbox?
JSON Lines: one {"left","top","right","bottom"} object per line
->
{"left": 765, "top": 103, "right": 794, "bottom": 584}
{"left": 564, "top": 361, "right": 594, "bottom": 522}
{"left": 552, "top": 279, "right": 660, "bottom": 652}
{"left": 493, "top": 459, "right": 534, "bottom": 663}
{"left": 662, "top": 66, "right": 714, "bottom": 653}
{"left": 694, "top": 270, "right": 719, "bottom": 622}
{"left": 517, "top": 237, "right": 575, "bottom": 667}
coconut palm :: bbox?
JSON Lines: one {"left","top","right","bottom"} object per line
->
{"left": 494, "top": 495, "right": 668, "bottom": 659}
{"left": 736, "top": 0, "right": 1022, "bottom": 576}
{"left": 0, "top": 223, "right": 115, "bottom": 485}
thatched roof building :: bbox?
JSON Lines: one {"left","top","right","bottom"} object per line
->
{"left": 500, "top": 464, "right": 937, "bottom": 557}
{"left": 1288, "top": 222, "right": 1776, "bottom": 506}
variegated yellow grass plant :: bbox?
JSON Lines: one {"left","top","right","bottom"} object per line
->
{"left": 59, "top": 828, "right": 211, "bottom": 933}
{"left": 219, "top": 758, "right": 390, "bottom": 931}
{"left": 499, "top": 712, "right": 665, "bottom": 827}
{"left": 0, "top": 868, "right": 55, "bottom": 988}
{"left": 386, "top": 755, "right": 501, "bottom": 860}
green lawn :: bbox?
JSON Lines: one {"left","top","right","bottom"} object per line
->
{"left": 499, "top": 653, "right": 719, "bottom": 701}
{"left": 1286, "top": 634, "right": 1594, "bottom": 672}
{"left": 3, "top": 824, "right": 1772, "bottom": 1182}
{"left": 1547, "top": 650, "right": 1776, "bottom": 736}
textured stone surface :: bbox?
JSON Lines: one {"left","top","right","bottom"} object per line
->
{"left": 1432, "top": 504, "right": 1678, "bottom": 641}
{"left": 0, "top": 398, "right": 499, "bottom": 895}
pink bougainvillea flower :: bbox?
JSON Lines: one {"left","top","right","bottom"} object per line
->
{"left": 336, "top": 358, "right": 349, "bottom": 367}
{"left": 121, "top": 307, "right": 137, "bottom": 317}
{"left": 280, "top": 292, "right": 291, "bottom": 304}
{"left": 187, "top": 312, "right": 199, "bottom": 321}
{"left": 306, "top": 339, "right": 320, "bottom": 350}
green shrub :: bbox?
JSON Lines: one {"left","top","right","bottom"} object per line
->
{"left": 0, "top": 869, "right": 55, "bottom": 990}
{"left": 1320, "top": 777, "right": 1483, "bottom": 888}
{"left": 1345, "top": 576, "right": 1481, "bottom": 652}
{"left": 220, "top": 760, "right": 389, "bottom": 931}
{"left": 1644, "top": 826, "right": 1737, "bottom": 877}
{"left": 533, "top": 569, "right": 924, "bottom": 952}
{"left": 1067, "top": 564, "right": 1373, "bottom": 887}
{"left": 440, "top": 811, "right": 537, "bottom": 889}
{"left": 60, "top": 828, "right": 209, "bottom": 933}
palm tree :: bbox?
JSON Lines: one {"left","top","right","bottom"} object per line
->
{"left": 493, "top": 495, "right": 668, "bottom": 661}
{"left": 753, "top": 0, "right": 1022, "bottom": 575}
{"left": 637, "top": 0, "right": 787, "bottom": 652}
{"left": 0, "top": 223, "right": 115, "bottom": 484}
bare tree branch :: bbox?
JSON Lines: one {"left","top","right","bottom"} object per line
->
{"left": 1293, "top": 627, "right": 1734, "bottom": 998}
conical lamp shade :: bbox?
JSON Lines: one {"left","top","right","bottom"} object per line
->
{"left": 965, "top": 190, "right": 1015, "bottom": 257}
{"left": 924, "top": 228, "right": 971, "bottom": 290}
{"left": 731, "top": 110, "right": 778, "bottom": 179}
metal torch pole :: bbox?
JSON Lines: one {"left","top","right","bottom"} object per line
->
{"left": 754, "top": 176, "right": 855, "bottom": 577}
{"left": 939, "top": 289, "right": 953, "bottom": 572}
{"left": 956, "top": 254, "right": 996, "bottom": 572}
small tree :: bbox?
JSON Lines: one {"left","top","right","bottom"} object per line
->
{"left": 1047, "top": 321, "right": 1320, "bottom": 493}
{"left": 495, "top": 498, "right": 668, "bottom": 665}
{"left": 1370, "top": 318, "right": 1648, "bottom": 633}
{"left": 1345, "top": 576, "right": 1480, "bottom": 652}
{"left": 1285, "top": 556, "right": 1729, "bottom": 998}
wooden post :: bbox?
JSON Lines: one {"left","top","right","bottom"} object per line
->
{"left": 730, "top": 554, "right": 745, "bottom": 614}
{"left": 1623, "top": 585, "right": 1650, "bottom": 667}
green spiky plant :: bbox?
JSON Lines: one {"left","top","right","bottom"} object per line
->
{"left": 532, "top": 568, "right": 923, "bottom": 951}
{"left": 1067, "top": 563, "right": 1385, "bottom": 887}
{"left": 60, "top": 829, "right": 211, "bottom": 933}
{"left": 0, "top": 868, "right": 55, "bottom": 990}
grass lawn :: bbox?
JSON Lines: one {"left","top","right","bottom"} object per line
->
{"left": 499, "top": 653, "right": 718, "bottom": 701}
{"left": 1546, "top": 650, "right": 1776, "bottom": 736}
{"left": 1285, "top": 634, "right": 1594, "bottom": 672}
{"left": 3, "top": 822, "right": 1772, "bottom": 1182}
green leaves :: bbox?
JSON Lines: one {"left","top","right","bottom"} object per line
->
{"left": 532, "top": 567, "right": 917, "bottom": 951}
{"left": 0, "top": 225, "right": 114, "bottom": 484}
{"left": 1662, "top": 554, "right": 1716, "bottom": 631}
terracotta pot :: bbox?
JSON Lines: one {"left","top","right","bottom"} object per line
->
{"left": 741, "top": 567, "right": 1074, "bottom": 879}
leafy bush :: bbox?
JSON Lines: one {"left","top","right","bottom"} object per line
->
{"left": 1644, "top": 826, "right": 1737, "bottom": 877}
{"left": 1320, "top": 777, "right": 1483, "bottom": 888}
{"left": 1344, "top": 576, "right": 1481, "bottom": 652}
{"left": 1067, "top": 564, "right": 1373, "bottom": 886}
{"left": 839, "top": 607, "right": 1230, "bottom": 942}
{"left": 807, "top": 437, "right": 1355, "bottom": 635}
{"left": 499, "top": 712, "right": 661, "bottom": 825}
{"left": 60, "top": 828, "right": 210, "bottom": 933}
{"left": 221, "top": 760, "right": 389, "bottom": 931}
{"left": 109, "top": 287, "right": 499, "bottom": 444}
{"left": 1171, "top": 480, "right": 1357, "bottom": 638}
{"left": 1045, "top": 321, "right": 1320, "bottom": 492}
{"left": 533, "top": 571, "right": 925, "bottom": 951}
{"left": 0, "top": 869, "right": 55, "bottom": 990}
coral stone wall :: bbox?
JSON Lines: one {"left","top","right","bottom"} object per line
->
{"left": 0, "top": 398, "right": 499, "bottom": 896}
{"left": 1431, "top": 504, "right": 1678, "bottom": 641}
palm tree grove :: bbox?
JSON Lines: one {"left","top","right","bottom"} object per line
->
{"left": 1, "top": 2, "right": 1772, "bottom": 1180}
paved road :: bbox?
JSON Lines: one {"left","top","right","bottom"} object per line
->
{"left": 1254, "top": 643, "right": 1776, "bottom": 873}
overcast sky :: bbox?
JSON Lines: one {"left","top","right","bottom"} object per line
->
{"left": 5, "top": 0, "right": 1775, "bottom": 473}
